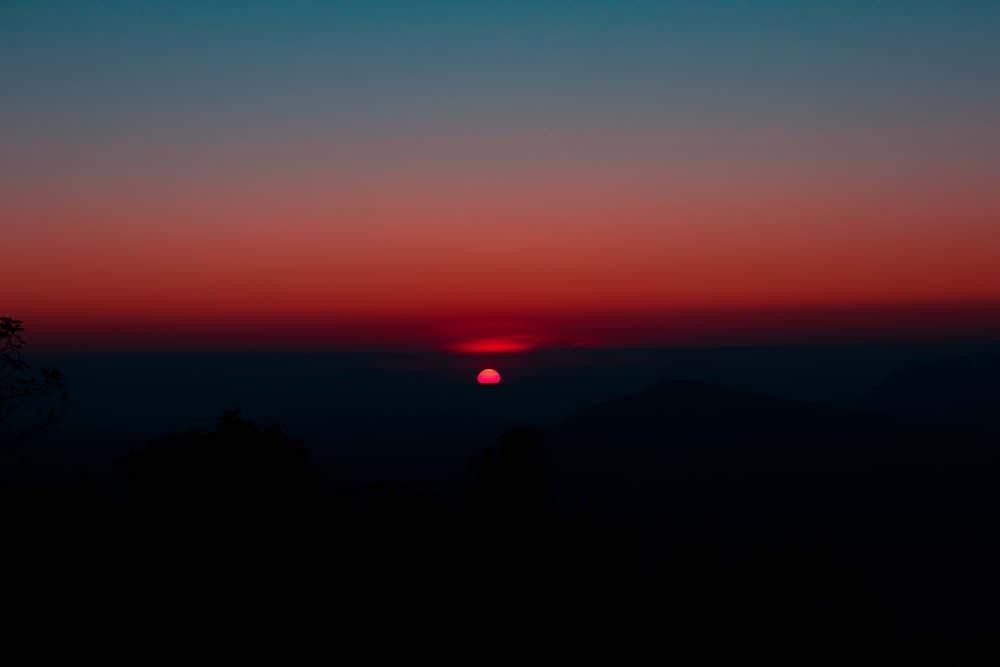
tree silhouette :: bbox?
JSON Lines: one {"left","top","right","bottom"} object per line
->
{"left": 465, "top": 425, "right": 550, "bottom": 533}
{"left": 0, "top": 317, "right": 69, "bottom": 447}
{"left": 121, "top": 408, "right": 324, "bottom": 514}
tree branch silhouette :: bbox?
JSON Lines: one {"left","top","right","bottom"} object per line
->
{"left": 0, "top": 317, "right": 70, "bottom": 446}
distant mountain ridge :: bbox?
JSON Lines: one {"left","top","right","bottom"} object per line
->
{"left": 544, "top": 375, "right": 1000, "bottom": 570}
{"left": 857, "top": 353, "right": 1000, "bottom": 432}
{"left": 550, "top": 375, "right": 998, "bottom": 469}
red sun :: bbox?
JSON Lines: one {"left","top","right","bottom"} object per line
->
{"left": 477, "top": 368, "right": 501, "bottom": 384}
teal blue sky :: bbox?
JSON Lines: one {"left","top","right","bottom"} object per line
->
{"left": 4, "top": 1, "right": 998, "bottom": 141}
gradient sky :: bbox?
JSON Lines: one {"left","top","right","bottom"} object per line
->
{"left": 3, "top": 1, "right": 999, "bottom": 350}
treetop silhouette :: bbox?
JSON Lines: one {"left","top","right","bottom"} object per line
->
{"left": 121, "top": 408, "right": 324, "bottom": 509}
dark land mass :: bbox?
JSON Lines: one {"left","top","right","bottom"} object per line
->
{"left": 547, "top": 375, "right": 1000, "bottom": 645}
{"left": 857, "top": 353, "right": 1000, "bottom": 431}
{"left": 4, "top": 342, "right": 1000, "bottom": 655}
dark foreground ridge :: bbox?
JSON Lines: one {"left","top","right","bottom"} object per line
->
{"left": 4, "top": 373, "right": 1000, "bottom": 656}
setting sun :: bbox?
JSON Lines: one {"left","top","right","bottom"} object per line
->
{"left": 477, "top": 368, "right": 502, "bottom": 385}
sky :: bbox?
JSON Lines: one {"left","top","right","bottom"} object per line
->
{"left": 3, "top": 0, "right": 999, "bottom": 351}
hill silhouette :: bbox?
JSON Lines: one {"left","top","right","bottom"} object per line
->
{"left": 857, "top": 353, "right": 1000, "bottom": 432}
{"left": 547, "top": 377, "right": 1000, "bottom": 560}
{"left": 544, "top": 376, "right": 1000, "bottom": 643}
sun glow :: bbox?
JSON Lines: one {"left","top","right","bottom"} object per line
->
{"left": 448, "top": 337, "right": 536, "bottom": 353}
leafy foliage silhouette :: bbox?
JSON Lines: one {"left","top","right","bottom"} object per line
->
{"left": 0, "top": 317, "right": 69, "bottom": 446}
{"left": 464, "top": 424, "right": 550, "bottom": 532}
{"left": 121, "top": 408, "right": 324, "bottom": 524}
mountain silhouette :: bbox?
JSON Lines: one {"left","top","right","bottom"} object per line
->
{"left": 545, "top": 376, "right": 1000, "bottom": 569}
{"left": 551, "top": 375, "right": 1000, "bottom": 470}
{"left": 857, "top": 353, "right": 1000, "bottom": 432}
